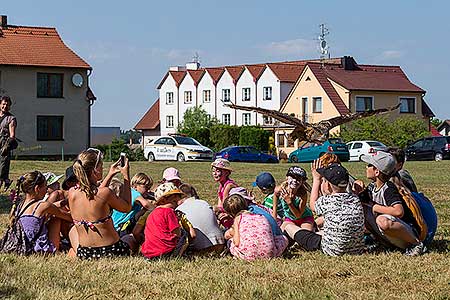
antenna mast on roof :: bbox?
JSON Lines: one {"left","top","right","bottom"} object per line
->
{"left": 318, "top": 24, "right": 330, "bottom": 64}
{"left": 193, "top": 52, "right": 201, "bottom": 64}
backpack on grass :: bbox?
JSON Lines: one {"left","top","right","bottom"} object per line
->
{"left": 0, "top": 199, "right": 40, "bottom": 255}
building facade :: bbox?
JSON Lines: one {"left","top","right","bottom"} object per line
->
{"left": 0, "top": 15, "right": 95, "bottom": 157}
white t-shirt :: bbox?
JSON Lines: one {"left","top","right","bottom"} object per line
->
{"left": 177, "top": 197, "right": 225, "bottom": 250}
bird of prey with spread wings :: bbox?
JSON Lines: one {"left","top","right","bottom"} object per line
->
{"left": 223, "top": 102, "right": 401, "bottom": 143}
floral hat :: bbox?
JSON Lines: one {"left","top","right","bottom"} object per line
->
{"left": 154, "top": 182, "right": 185, "bottom": 204}
{"left": 43, "top": 172, "right": 64, "bottom": 186}
{"left": 211, "top": 158, "right": 233, "bottom": 171}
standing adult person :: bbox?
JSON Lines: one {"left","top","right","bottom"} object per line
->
{"left": 0, "top": 96, "right": 17, "bottom": 191}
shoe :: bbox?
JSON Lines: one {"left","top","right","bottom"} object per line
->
{"left": 405, "top": 242, "right": 426, "bottom": 256}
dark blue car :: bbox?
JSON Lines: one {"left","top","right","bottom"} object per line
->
{"left": 214, "top": 146, "right": 279, "bottom": 163}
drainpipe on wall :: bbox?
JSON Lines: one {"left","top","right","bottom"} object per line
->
{"left": 254, "top": 78, "right": 258, "bottom": 125}
{"left": 234, "top": 82, "right": 237, "bottom": 125}
{"left": 87, "top": 69, "right": 93, "bottom": 148}
{"left": 177, "top": 85, "right": 180, "bottom": 133}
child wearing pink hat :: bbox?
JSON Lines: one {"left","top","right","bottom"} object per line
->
{"left": 162, "top": 167, "right": 182, "bottom": 188}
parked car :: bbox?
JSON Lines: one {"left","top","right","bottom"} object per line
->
{"left": 288, "top": 138, "right": 349, "bottom": 163}
{"left": 405, "top": 136, "right": 450, "bottom": 161}
{"left": 214, "top": 146, "right": 279, "bottom": 163}
{"left": 144, "top": 135, "right": 213, "bottom": 162}
{"left": 346, "top": 140, "right": 388, "bottom": 162}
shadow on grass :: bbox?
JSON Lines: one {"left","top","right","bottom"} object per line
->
{"left": 0, "top": 194, "right": 12, "bottom": 215}
{"left": 429, "top": 239, "right": 450, "bottom": 253}
{"left": 0, "top": 285, "right": 35, "bottom": 299}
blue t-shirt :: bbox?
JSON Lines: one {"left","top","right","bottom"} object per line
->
{"left": 111, "top": 189, "right": 142, "bottom": 230}
{"left": 248, "top": 204, "right": 282, "bottom": 236}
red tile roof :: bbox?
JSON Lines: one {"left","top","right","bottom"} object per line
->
{"left": 156, "top": 71, "right": 187, "bottom": 89}
{"left": 323, "top": 65, "right": 425, "bottom": 93}
{"left": 0, "top": 25, "right": 91, "bottom": 69}
{"left": 308, "top": 63, "right": 350, "bottom": 115}
{"left": 430, "top": 126, "right": 442, "bottom": 137}
{"left": 225, "top": 66, "right": 244, "bottom": 83}
{"left": 134, "top": 99, "right": 160, "bottom": 130}
{"left": 187, "top": 70, "right": 205, "bottom": 86}
{"left": 205, "top": 67, "right": 225, "bottom": 85}
{"left": 246, "top": 64, "right": 265, "bottom": 82}
{"left": 266, "top": 63, "right": 306, "bottom": 82}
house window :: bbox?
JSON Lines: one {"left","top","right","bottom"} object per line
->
{"left": 222, "top": 114, "right": 230, "bottom": 125}
{"left": 166, "top": 92, "right": 174, "bottom": 105}
{"left": 277, "top": 134, "right": 285, "bottom": 147}
{"left": 313, "top": 97, "right": 322, "bottom": 113}
{"left": 166, "top": 116, "right": 174, "bottom": 128}
{"left": 203, "top": 90, "right": 211, "bottom": 103}
{"left": 400, "top": 97, "right": 415, "bottom": 113}
{"left": 263, "top": 87, "right": 272, "bottom": 100}
{"left": 37, "top": 73, "right": 63, "bottom": 98}
{"left": 184, "top": 91, "right": 192, "bottom": 104}
{"left": 243, "top": 113, "right": 251, "bottom": 125}
{"left": 355, "top": 96, "right": 373, "bottom": 112}
{"left": 263, "top": 116, "right": 273, "bottom": 125}
{"left": 37, "top": 116, "right": 63, "bottom": 140}
{"left": 242, "top": 88, "right": 250, "bottom": 101}
{"left": 222, "top": 89, "right": 231, "bottom": 102}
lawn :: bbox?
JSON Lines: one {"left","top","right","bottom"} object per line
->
{"left": 1, "top": 160, "right": 450, "bottom": 300}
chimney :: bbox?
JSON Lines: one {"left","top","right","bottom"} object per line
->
{"left": 341, "top": 56, "right": 359, "bottom": 71}
{"left": 0, "top": 15, "right": 7, "bottom": 28}
{"left": 186, "top": 62, "right": 200, "bottom": 70}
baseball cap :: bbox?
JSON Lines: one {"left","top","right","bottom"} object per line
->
{"left": 286, "top": 166, "right": 307, "bottom": 181}
{"left": 162, "top": 167, "right": 181, "bottom": 182}
{"left": 43, "top": 172, "right": 64, "bottom": 186}
{"left": 229, "top": 187, "right": 255, "bottom": 203}
{"left": 252, "top": 172, "right": 276, "bottom": 190}
{"left": 361, "top": 151, "right": 396, "bottom": 176}
{"left": 62, "top": 166, "right": 76, "bottom": 190}
{"left": 316, "top": 163, "right": 349, "bottom": 188}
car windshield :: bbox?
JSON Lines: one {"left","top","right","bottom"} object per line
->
{"left": 173, "top": 136, "right": 200, "bottom": 146}
{"left": 328, "top": 138, "right": 343, "bottom": 144}
{"left": 367, "top": 141, "right": 385, "bottom": 147}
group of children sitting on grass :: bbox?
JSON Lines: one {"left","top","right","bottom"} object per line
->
{"left": 1, "top": 146, "right": 428, "bottom": 260}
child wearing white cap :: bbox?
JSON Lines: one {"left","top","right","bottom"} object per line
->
{"left": 357, "top": 151, "right": 425, "bottom": 256}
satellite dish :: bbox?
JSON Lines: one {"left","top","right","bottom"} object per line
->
{"left": 71, "top": 73, "right": 83, "bottom": 88}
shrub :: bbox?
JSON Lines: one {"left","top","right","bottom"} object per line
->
{"left": 209, "top": 125, "right": 240, "bottom": 151}
{"left": 95, "top": 138, "right": 145, "bottom": 162}
{"left": 239, "top": 126, "right": 272, "bottom": 151}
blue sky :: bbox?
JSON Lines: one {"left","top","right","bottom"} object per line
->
{"left": 3, "top": 0, "right": 450, "bottom": 129}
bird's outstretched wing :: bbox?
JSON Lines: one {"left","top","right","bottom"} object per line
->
{"left": 319, "top": 103, "right": 401, "bottom": 130}
{"left": 223, "top": 102, "right": 306, "bottom": 128}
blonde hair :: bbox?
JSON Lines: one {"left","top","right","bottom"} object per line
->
{"left": 109, "top": 178, "right": 123, "bottom": 197}
{"left": 131, "top": 172, "right": 153, "bottom": 188}
{"left": 72, "top": 149, "right": 102, "bottom": 200}
{"left": 223, "top": 194, "right": 248, "bottom": 217}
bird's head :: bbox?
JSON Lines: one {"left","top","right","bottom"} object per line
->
{"left": 305, "top": 127, "right": 328, "bottom": 143}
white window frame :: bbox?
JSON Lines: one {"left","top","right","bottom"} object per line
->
{"left": 184, "top": 91, "right": 192, "bottom": 104}
{"left": 222, "top": 89, "right": 231, "bottom": 102}
{"left": 203, "top": 90, "right": 211, "bottom": 103}
{"left": 166, "top": 92, "right": 174, "bottom": 105}
{"left": 243, "top": 113, "right": 251, "bottom": 125}
{"left": 222, "top": 114, "right": 231, "bottom": 125}
{"left": 313, "top": 97, "right": 322, "bottom": 113}
{"left": 242, "top": 87, "right": 251, "bottom": 101}
{"left": 355, "top": 95, "right": 374, "bottom": 112}
{"left": 263, "top": 86, "right": 272, "bottom": 100}
{"left": 166, "top": 115, "right": 174, "bottom": 128}
{"left": 399, "top": 96, "right": 416, "bottom": 113}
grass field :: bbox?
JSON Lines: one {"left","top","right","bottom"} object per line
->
{"left": 1, "top": 160, "right": 450, "bottom": 300}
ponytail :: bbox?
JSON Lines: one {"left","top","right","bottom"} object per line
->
{"left": 72, "top": 149, "right": 102, "bottom": 200}
{"left": 72, "top": 159, "right": 97, "bottom": 200}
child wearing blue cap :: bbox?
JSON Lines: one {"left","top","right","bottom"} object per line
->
{"left": 253, "top": 172, "right": 284, "bottom": 221}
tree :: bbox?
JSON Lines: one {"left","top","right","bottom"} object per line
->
{"left": 339, "top": 116, "right": 429, "bottom": 149}
{"left": 431, "top": 117, "right": 442, "bottom": 128}
{"left": 177, "top": 106, "right": 218, "bottom": 147}
{"left": 120, "top": 129, "right": 141, "bottom": 144}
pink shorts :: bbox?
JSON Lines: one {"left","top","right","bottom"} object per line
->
{"left": 285, "top": 216, "right": 315, "bottom": 227}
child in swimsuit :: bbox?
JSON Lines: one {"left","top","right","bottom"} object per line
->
{"left": 69, "top": 148, "right": 132, "bottom": 259}
{"left": 211, "top": 158, "right": 237, "bottom": 228}
{"left": 15, "top": 171, "right": 72, "bottom": 254}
